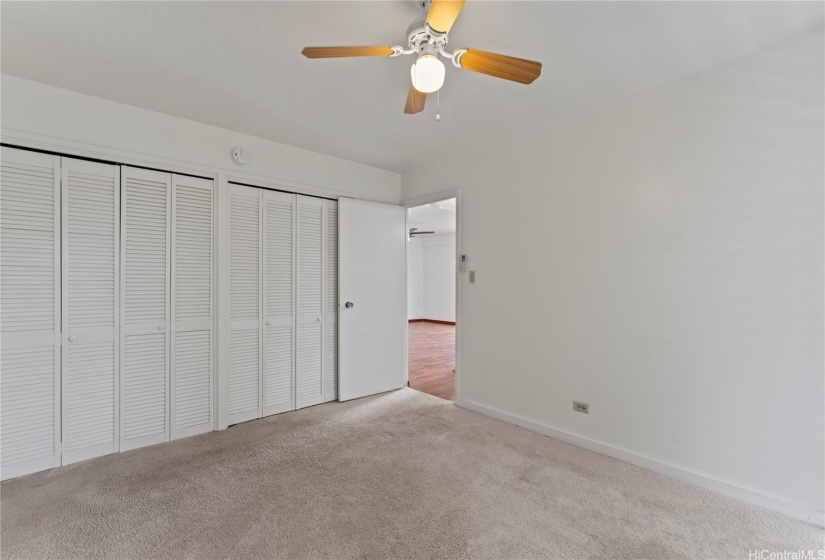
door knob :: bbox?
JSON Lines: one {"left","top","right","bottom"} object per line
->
{"left": 157, "top": 324, "right": 165, "bottom": 331}
{"left": 266, "top": 320, "right": 272, "bottom": 326}
{"left": 345, "top": 302, "right": 354, "bottom": 309}
{"left": 316, "top": 317, "right": 322, "bottom": 323}
{"left": 68, "top": 335, "right": 77, "bottom": 342}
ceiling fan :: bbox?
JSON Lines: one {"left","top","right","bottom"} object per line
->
{"left": 409, "top": 227, "right": 435, "bottom": 237}
{"left": 301, "top": 0, "right": 542, "bottom": 115}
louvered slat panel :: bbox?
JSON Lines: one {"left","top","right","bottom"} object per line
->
{"left": 64, "top": 342, "right": 115, "bottom": 454}
{"left": 325, "top": 321, "right": 339, "bottom": 401}
{"left": 172, "top": 176, "right": 213, "bottom": 438}
{"left": 265, "top": 195, "right": 293, "bottom": 318}
{"left": 296, "top": 196, "right": 324, "bottom": 409}
{"left": 298, "top": 202, "right": 323, "bottom": 317}
{"left": 263, "top": 191, "right": 294, "bottom": 415}
{"left": 62, "top": 158, "right": 118, "bottom": 465}
{"left": 0, "top": 152, "right": 57, "bottom": 336}
{"left": 264, "top": 325, "right": 292, "bottom": 410}
{"left": 66, "top": 171, "right": 116, "bottom": 331}
{"left": 123, "top": 334, "right": 166, "bottom": 441}
{"left": 229, "top": 186, "right": 261, "bottom": 423}
{"left": 123, "top": 173, "right": 167, "bottom": 325}
{"left": 0, "top": 347, "right": 55, "bottom": 474}
{"left": 324, "top": 201, "right": 339, "bottom": 402}
{"left": 229, "top": 329, "right": 259, "bottom": 416}
{"left": 230, "top": 193, "right": 259, "bottom": 321}
{"left": 0, "top": 147, "right": 59, "bottom": 480}
{"left": 326, "top": 203, "right": 338, "bottom": 316}
{"left": 173, "top": 331, "right": 211, "bottom": 429}
{"left": 297, "top": 324, "right": 323, "bottom": 399}
{"left": 174, "top": 183, "right": 212, "bottom": 321}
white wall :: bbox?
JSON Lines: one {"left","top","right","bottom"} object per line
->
{"left": 402, "top": 28, "right": 825, "bottom": 523}
{"left": 422, "top": 235, "right": 456, "bottom": 323}
{"left": 407, "top": 237, "right": 424, "bottom": 320}
{"left": 0, "top": 75, "right": 400, "bottom": 203}
{"left": 407, "top": 234, "right": 456, "bottom": 322}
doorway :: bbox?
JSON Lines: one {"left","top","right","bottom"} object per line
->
{"left": 406, "top": 197, "right": 457, "bottom": 401}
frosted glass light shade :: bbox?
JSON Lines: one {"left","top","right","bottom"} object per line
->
{"left": 410, "top": 54, "right": 445, "bottom": 94}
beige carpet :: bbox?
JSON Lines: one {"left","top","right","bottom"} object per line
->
{"left": 1, "top": 389, "right": 822, "bottom": 560}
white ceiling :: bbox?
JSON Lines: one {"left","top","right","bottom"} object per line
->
{"left": 408, "top": 198, "right": 456, "bottom": 235}
{"left": 2, "top": 1, "right": 822, "bottom": 173}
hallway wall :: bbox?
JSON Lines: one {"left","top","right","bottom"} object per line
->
{"left": 407, "top": 234, "right": 455, "bottom": 322}
{"left": 407, "top": 238, "right": 424, "bottom": 320}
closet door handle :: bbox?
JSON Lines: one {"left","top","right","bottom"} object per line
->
{"left": 266, "top": 320, "right": 272, "bottom": 327}
{"left": 157, "top": 324, "right": 165, "bottom": 331}
{"left": 68, "top": 335, "right": 77, "bottom": 342}
{"left": 345, "top": 302, "right": 354, "bottom": 309}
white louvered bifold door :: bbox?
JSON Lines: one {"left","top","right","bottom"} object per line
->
{"left": 120, "top": 167, "right": 170, "bottom": 451}
{"left": 296, "top": 195, "right": 324, "bottom": 410}
{"left": 171, "top": 175, "right": 214, "bottom": 439}
{"left": 323, "top": 200, "right": 339, "bottom": 402}
{"left": 0, "top": 147, "right": 61, "bottom": 480}
{"left": 61, "top": 157, "right": 120, "bottom": 465}
{"left": 228, "top": 185, "right": 262, "bottom": 424}
{"left": 262, "top": 191, "right": 295, "bottom": 416}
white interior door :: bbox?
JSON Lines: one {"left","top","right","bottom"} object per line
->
{"left": 171, "top": 174, "right": 214, "bottom": 439}
{"left": 338, "top": 198, "right": 406, "bottom": 401}
{"left": 61, "top": 157, "right": 120, "bottom": 464}
{"left": 262, "top": 190, "right": 295, "bottom": 416}
{"left": 296, "top": 195, "right": 324, "bottom": 409}
{"left": 228, "top": 184, "right": 262, "bottom": 424}
{"left": 120, "top": 166, "right": 170, "bottom": 451}
{"left": 0, "top": 147, "right": 61, "bottom": 480}
{"left": 323, "top": 200, "right": 339, "bottom": 402}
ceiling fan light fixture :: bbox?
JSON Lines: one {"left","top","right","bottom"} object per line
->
{"left": 410, "top": 53, "right": 445, "bottom": 94}
{"left": 301, "top": 0, "right": 542, "bottom": 115}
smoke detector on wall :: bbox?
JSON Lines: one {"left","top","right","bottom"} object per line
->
{"left": 232, "top": 147, "right": 249, "bottom": 165}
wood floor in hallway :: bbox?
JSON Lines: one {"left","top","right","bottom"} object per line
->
{"left": 408, "top": 321, "right": 455, "bottom": 401}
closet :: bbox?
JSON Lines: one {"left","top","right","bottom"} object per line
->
{"left": 120, "top": 167, "right": 214, "bottom": 451}
{"left": 228, "top": 184, "right": 338, "bottom": 426}
{"left": 0, "top": 147, "right": 215, "bottom": 479}
{"left": 0, "top": 146, "right": 339, "bottom": 481}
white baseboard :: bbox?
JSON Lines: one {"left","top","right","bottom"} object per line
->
{"left": 455, "top": 397, "right": 825, "bottom": 528}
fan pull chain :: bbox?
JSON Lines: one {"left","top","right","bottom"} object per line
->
{"left": 436, "top": 89, "right": 441, "bottom": 122}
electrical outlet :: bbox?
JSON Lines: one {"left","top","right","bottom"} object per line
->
{"left": 469, "top": 271, "right": 476, "bottom": 284}
{"left": 573, "top": 401, "right": 589, "bottom": 414}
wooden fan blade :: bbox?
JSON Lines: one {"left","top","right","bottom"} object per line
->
{"left": 302, "top": 46, "right": 394, "bottom": 59}
{"left": 426, "top": 0, "right": 465, "bottom": 34}
{"left": 458, "top": 49, "right": 542, "bottom": 84}
{"left": 404, "top": 85, "right": 427, "bottom": 114}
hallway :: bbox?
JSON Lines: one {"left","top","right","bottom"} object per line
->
{"left": 408, "top": 321, "right": 455, "bottom": 401}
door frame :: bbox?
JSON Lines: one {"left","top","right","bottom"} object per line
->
{"left": 403, "top": 188, "right": 462, "bottom": 401}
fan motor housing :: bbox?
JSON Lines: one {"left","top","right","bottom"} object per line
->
{"left": 407, "top": 18, "right": 448, "bottom": 53}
